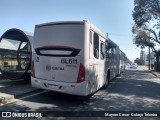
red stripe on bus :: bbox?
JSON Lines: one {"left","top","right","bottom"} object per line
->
{"left": 37, "top": 45, "right": 79, "bottom": 50}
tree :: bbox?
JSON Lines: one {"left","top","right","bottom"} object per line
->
{"left": 132, "top": 0, "right": 160, "bottom": 63}
{"left": 133, "top": 0, "right": 160, "bottom": 27}
{"left": 132, "top": 25, "right": 160, "bottom": 62}
{"left": 134, "top": 58, "right": 144, "bottom": 65}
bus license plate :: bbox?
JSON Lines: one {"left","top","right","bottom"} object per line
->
{"left": 48, "top": 84, "right": 58, "bottom": 89}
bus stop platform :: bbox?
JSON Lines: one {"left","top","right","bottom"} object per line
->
{"left": 0, "top": 79, "right": 40, "bottom": 105}
{"left": 0, "top": 93, "right": 14, "bottom": 105}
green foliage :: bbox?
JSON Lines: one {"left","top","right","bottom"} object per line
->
{"left": 132, "top": 0, "right": 160, "bottom": 56}
{"left": 134, "top": 58, "right": 144, "bottom": 65}
{"left": 132, "top": 26, "right": 155, "bottom": 49}
{"left": 133, "top": 0, "right": 160, "bottom": 27}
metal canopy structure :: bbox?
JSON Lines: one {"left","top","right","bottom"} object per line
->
{"left": 0, "top": 28, "right": 33, "bottom": 80}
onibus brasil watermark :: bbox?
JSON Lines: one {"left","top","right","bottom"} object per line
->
{"left": 2, "top": 112, "right": 42, "bottom": 118}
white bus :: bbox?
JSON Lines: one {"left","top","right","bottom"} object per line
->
{"left": 31, "top": 20, "right": 120, "bottom": 96}
{"left": 119, "top": 50, "right": 126, "bottom": 73}
{"left": 106, "top": 39, "right": 120, "bottom": 78}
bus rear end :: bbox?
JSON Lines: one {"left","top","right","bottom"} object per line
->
{"left": 31, "top": 21, "right": 88, "bottom": 96}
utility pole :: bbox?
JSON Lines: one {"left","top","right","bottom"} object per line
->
{"left": 148, "top": 32, "right": 150, "bottom": 70}
{"left": 149, "top": 47, "right": 150, "bottom": 70}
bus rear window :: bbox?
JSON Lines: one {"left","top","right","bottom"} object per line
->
{"left": 35, "top": 46, "right": 80, "bottom": 57}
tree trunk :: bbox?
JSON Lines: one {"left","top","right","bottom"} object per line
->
{"left": 151, "top": 47, "right": 160, "bottom": 71}
{"left": 154, "top": 52, "right": 160, "bottom": 71}
{"left": 155, "top": 52, "right": 159, "bottom": 62}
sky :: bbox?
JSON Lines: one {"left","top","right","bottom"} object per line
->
{"left": 0, "top": 0, "right": 142, "bottom": 61}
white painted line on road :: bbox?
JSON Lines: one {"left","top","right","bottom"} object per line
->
{"left": 17, "top": 90, "right": 48, "bottom": 100}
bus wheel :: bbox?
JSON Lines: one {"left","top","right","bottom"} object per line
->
{"left": 103, "top": 73, "right": 109, "bottom": 89}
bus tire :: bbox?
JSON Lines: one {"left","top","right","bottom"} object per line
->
{"left": 103, "top": 71, "right": 110, "bottom": 89}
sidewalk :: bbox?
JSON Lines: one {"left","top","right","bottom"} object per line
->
{"left": 0, "top": 79, "right": 41, "bottom": 104}
{"left": 0, "top": 79, "right": 38, "bottom": 97}
{"left": 149, "top": 70, "right": 160, "bottom": 79}
{"left": 141, "top": 65, "right": 160, "bottom": 79}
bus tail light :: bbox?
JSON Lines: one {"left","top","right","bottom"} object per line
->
{"left": 77, "top": 63, "right": 85, "bottom": 83}
{"left": 31, "top": 60, "right": 35, "bottom": 77}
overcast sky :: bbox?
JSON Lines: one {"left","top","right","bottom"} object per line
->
{"left": 0, "top": 0, "right": 142, "bottom": 61}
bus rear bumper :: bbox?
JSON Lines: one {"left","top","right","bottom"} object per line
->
{"left": 31, "top": 77, "right": 89, "bottom": 96}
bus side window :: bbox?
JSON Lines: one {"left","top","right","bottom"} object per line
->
{"left": 105, "top": 41, "right": 109, "bottom": 58}
{"left": 90, "top": 31, "right": 92, "bottom": 44}
{"left": 111, "top": 48, "right": 115, "bottom": 59}
{"left": 100, "top": 42, "right": 105, "bottom": 60}
{"left": 93, "top": 33, "right": 99, "bottom": 59}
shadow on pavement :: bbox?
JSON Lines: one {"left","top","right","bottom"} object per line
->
{"left": 0, "top": 69, "right": 160, "bottom": 120}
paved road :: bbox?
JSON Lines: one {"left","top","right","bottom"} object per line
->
{"left": 0, "top": 66, "right": 160, "bottom": 119}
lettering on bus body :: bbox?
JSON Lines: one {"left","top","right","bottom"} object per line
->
{"left": 46, "top": 65, "right": 64, "bottom": 71}
{"left": 61, "top": 58, "right": 78, "bottom": 65}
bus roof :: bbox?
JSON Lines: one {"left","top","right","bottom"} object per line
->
{"left": 35, "top": 20, "right": 108, "bottom": 40}
{"left": 36, "top": 20, "right": 87, "bottom": 28}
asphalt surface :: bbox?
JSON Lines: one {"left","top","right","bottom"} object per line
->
{"left": 0, "top": 79, "right": 39, "bottom": 98}
{"left": 0, "top": 66, "right": 160, "bottom": 120}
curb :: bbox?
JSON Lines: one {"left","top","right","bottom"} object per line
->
{"left": 0, "top": 89, "right": 43, "bottom": 105}
{"left": 150, "top": 72, "right": 160, "bottom": 79}
{"left": 144, "top": 69, "right": 160, "bottom": 79}
{"left": 0, "top": 93, "right": 14, "bottom": 105}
